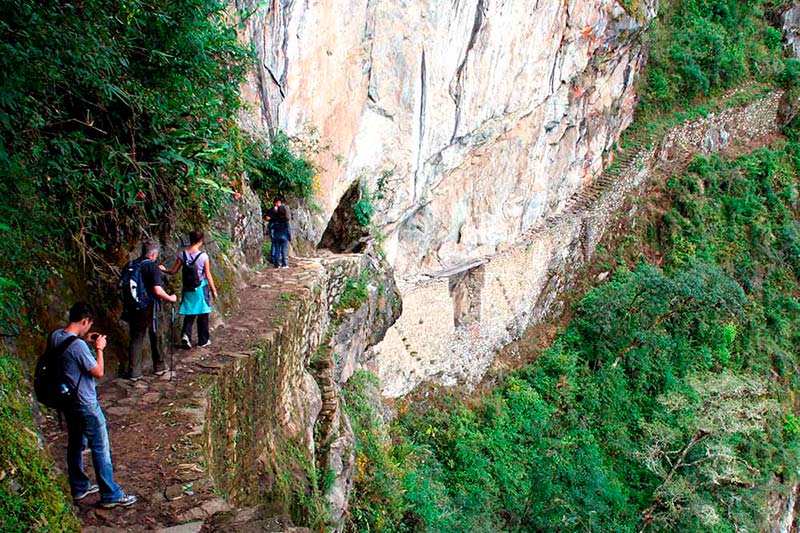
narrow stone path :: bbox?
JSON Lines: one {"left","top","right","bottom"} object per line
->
{"left": 41, "top": 258, "right": 331, "bottom": 532}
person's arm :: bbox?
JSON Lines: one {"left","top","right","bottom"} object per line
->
{"left": 154, "top": 284, "right": 178, "bottom": 303}
{"left": 160, "top": 258, "right": 182, "bottom": 275}
{"left": 150, "top": 262, "right": 177, "bottom": 302}
{"left": 88, "top": 335, "right": 106, "bottom": 378}
{"left": 204, "top": 258, "right": 218, "bottom": 301}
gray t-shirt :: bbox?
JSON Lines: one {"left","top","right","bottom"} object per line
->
{"left": 179, "top": 250, "right": 207, "bottom": 284}
{"left": 51, "top": 329, "right": 98, "bottom": 406}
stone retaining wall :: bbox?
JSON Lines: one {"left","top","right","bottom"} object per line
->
{"left": 203, "top": 252, "right": 400, "bottom": 526}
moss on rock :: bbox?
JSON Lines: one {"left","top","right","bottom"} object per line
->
{"left": 0, "top": 348, "right": 80, "bottom": 532}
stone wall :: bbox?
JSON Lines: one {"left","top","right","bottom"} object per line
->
{"left": 372, "top": 91, "right": 790, "bottom": 397}
{"left": 204, "top": 252, "right": 400, "bottom": 527}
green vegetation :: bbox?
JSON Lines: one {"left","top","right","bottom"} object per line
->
{"left": 354, "top": 184, "right": 376, "bottom": 228}
{"left": 248, "top": 130, "right": 318, "bottom": 202}
{"left": 0, "top": 349, "right": 80, "bottom": 532}
{"left": 270, "top": 439, "right": 330, "bottom": 531}
{"left": 345, "top": 0, "right": 800, "bottom": 524}
{"left": 638, "top": 0, "right": 786, "bottom": 117}
{"left": 345, "top": 125, "right": 800, "bottom": 532}
{"left": 332, "top": 273, "right": 370, "bottom": 324}
{"left": 0, "top": 0, "right": 319, "bottom": 337}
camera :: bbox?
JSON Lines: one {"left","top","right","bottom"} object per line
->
{"left": 87, "top": 332, "right": 100, "bottom": 341}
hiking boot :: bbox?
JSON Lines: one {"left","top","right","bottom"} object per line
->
{"left": 99, "top": 493, "right": 138, "bottom": 509}
{"left": 180, "top": 334, "right": 191, "bottom": 349}
{"left": 198, "top": 339, "right": 211, "bottom": 348}
{"left": 73, "top": 483, "right": 99, "bottom": 501}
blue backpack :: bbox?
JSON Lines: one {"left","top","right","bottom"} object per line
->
{"left": 119, "top": 258, "right": 153, "bottom": 312}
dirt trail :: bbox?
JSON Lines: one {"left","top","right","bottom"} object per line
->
{"left": 42, "top": 258, "right": 323, "bottom": 532}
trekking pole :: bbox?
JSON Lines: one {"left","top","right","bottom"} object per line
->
{"left": 169, "top": 303, "right": 176, "bottom": 385}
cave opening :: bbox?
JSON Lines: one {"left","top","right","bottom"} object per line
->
{"left": 317, "top": 180, "right": 371, "bottom": 253}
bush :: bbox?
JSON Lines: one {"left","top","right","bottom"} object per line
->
{"left": 247, "top": 131, "right": 317, "bottom": 201}
{"left": 353, "top": 186, "right": 376, "bottom": 228}
{"left": 638, "top": 0, "right": 783, "bottom": 116}
{"left": 778, "top": 58, "right": 800, "bottom": 89}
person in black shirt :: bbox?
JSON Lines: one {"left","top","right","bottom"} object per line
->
{"left": 123, "top": 241, "right": 177, "bottom": 381}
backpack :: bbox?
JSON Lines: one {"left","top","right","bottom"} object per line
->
{"left": 34, "top": 332, "right": 81, "bottom": 411}
{"left": 182, "top": 251, "right": 205, "bottom": 291}
{"left": 119, "top": 258, "right": 153, "bottom": 312}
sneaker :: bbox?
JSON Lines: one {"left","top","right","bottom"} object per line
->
{"left": 180, "top": 334, "right": 192, "bottom": 349}
{"left": 128, "top": 375, "right": 142, "bottom": 382}
{"left": 198, "top": 340, "right": 211, "bottom": 348}
{"left": 99, "top": 493, "right": 138, "bottom": 509}
{"left": 154, "top": 366, "right": 170, "bottom": 376}
{"left": 73, "top": 483, "right": 99, "bottom": 501}
{"left": 281, "top": 265, "right": 289, "bottom": 269}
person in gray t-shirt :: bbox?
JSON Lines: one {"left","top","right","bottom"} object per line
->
{"left": 162, "top": 229, "right": 218, "bottom": 349}
{"left": 51, "top": 302, "right": 137, "bottom": 508}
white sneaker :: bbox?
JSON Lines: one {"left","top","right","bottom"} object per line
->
{"left": 180, "top": 334, "right": 191, "bottom": 349}
{"left": 198, "top": 340, "right": 211, "bottom": 348}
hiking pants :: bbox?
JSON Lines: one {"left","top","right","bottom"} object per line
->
{"left": 65, "top": 402, "right": 124, "bottom": 504}
{"left": 182, "top": 313, "right": 209, "bottom": 345}
{"left": 127, "top": 310, "right": 165, "bottom": 378}
{"left": 273, "top": 236, "right": 288, "bottom": 267}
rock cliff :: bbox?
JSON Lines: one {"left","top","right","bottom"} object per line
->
{"left": 239, "top": 0, "right": 657, "bottom": 274}
{"left": 237, "top": 0, "right": 658, "bottom": 393}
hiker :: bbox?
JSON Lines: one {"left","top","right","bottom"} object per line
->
{"left": 265, "top": 197, "right": 291, "bottom": 268}
{"left": 52, "top": 302, "right": 138, "bottom": 508}
{"left": 121, "top": 241, "right": 177, "bottom": 381}
{"left": 161, "top": 230, "right": 218, "bottom": 349}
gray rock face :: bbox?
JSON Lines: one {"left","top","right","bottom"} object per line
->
{"left": 373, "top": 92, "right": 789, "bottom": 397}
{"left": 783, "top": 6, "right": 800, "bottom": 58}
{"left": 234, "top": 0, "right": 660, "bottom": 398}
{"left": 237, "top": 0, "right": 657, "bottom": 280}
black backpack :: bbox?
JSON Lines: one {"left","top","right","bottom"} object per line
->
{"left": 34, "top": 332, "right": 82, "bottom": 411}
{"left": 119, "top": 258, "right": 153, "bottom": 312}
{"left": 182, "top": 251, "right": 205, "bottom": 290}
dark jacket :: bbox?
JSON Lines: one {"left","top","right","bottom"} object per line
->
{"left": 270, "top": 206, "right": 291, "bottom": 240}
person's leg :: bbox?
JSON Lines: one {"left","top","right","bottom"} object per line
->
{"left": 149, "top": 322, "right": 166, "bottom": 373}
{"left": 197, "top": 314, "right": 210, "bottom": 345}
{"left": 65, "top": 409, "right": 91, "bottom": 497}
{"left": 270, "top": 236, "right": 278, "bottom": 267}
{"left": 280, "top": 237, "right": 288, "bottom": 267}
{"left": 127, "top": 320, "right": 147, "bottom": 379}
{"left": 80, "top": 404, "right": 123, "bottom": 503}
{"left": 181, "top": 315, "right": 196, "bottom": 348}
{"left": 273, "top": 238, "right": 284, "bottom": 267}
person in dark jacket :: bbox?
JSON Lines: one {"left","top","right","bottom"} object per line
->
{"left": 265, "top": 198, "right": 291, "bottom": 268}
